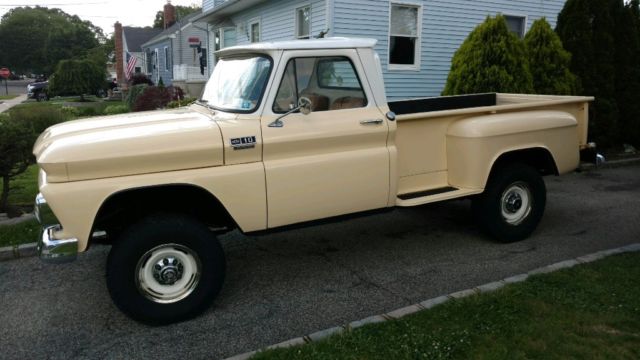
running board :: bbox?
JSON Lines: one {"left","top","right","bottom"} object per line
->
{"left": 396, "top": 187, "right": 483, "bottom": 207}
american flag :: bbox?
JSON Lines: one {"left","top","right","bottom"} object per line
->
{"left": 125, "top": 52, "right": 136, "bottom": 80}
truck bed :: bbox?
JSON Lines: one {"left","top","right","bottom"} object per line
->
{"left": 389, "top": 93, "right": 594, "bottom": 204}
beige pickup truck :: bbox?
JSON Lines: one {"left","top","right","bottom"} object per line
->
{"left": 33, "top": 38, "right": 595, "bottom": 324}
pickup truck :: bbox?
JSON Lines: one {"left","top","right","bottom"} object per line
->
{"left": 33, "top": 38, "right": 595, "bottom": 324}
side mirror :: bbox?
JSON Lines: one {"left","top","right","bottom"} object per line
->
{"left": 269, "top": 96, "right": 314, "bottom": 128}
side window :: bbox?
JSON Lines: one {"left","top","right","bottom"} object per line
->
{"left": 272, "top": 57, "right": 367, "bottom": 113}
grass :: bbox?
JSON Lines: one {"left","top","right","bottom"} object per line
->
{"left": 1, "top": 165, "right": 39, "bottom": 208}
{"left": 0, "top": 219, "right": 40, "bottom": 247}
{"left": 0, "top": 94, "right": 19, "bottom": 100}
{"left": 254, "top": 252, "right": 640, "bottom": 360}
{"left": 10, "top": 98, "right": 127, "bottom": 117}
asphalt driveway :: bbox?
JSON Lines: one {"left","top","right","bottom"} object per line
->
{"left": 1, "top": 163, "right": 639, "bottom": 359}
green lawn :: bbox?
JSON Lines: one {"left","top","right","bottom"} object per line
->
{"left": 0, "top": 94, "right": 19, "bottom": 100}
{"left": 0, "top": 219, "right": 40, "bottom": 247}
{"left": 1, "top": 165, "right": 39, "bottom": 208}
{"left": 254, "top": 252, "right": 640, "bottom": 360}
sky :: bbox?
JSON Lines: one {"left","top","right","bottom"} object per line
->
{"left": 0, "top": 0, "right": 201, "bottom": 35}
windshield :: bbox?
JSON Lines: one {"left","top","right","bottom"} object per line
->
{"left": 201, "top": 55, "right": 272, "bottom": 112}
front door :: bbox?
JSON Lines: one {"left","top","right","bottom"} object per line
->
{"left": 261, "top": 50, "right": 391, "bottom": 228}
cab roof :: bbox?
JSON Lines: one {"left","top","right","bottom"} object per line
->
{"left": 216, "top": 37, "right": 378, "bottom": 57}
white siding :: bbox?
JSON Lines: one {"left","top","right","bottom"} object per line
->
{"left": 333, "top": 0, "right": 566, "bottom": 100}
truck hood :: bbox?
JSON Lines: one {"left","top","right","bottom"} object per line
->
{"left": 34, "top": 108, "right": 225, "bottom": 182}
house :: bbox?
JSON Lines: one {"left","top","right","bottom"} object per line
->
{"left": 194, "top": 0, "right": 566, "bottom": 100}
{"left": 141, "top": 2, "right": 210, "bottom": 96}
{"left": 113, "top": 23, "right": 162, "bottom": 84}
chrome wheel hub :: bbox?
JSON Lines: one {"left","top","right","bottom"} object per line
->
{"left": 152, "top": 257, "right": 184, "bottom": 285}
{"left": 500, "top": 182, "right": 532, "bottom": 226}
{"left": 136, "top": 244, "right": 201, "bottom": 304}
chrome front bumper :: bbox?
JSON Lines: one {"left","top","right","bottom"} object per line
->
{"left": 35, "top": 193, "right": 78, "bottom": 263}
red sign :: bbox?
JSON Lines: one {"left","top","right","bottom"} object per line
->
{"left": 0, "top": 67, "right": 9, "bottom": 78}
{"left": 188, "top": 37, "right": 200, "bottom": 44}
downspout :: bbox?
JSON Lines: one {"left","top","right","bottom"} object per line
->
{"left": 326, "top": 0, "right": 334, "bottom": 36}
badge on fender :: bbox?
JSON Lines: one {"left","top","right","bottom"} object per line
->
{"left": 230, "top": 136, "right": 256, "bottom": 150}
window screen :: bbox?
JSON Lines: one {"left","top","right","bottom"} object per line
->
{"left": 389, "top": 4, "right": 419, "bottom": 67}
{"left": 505, "top": 15, "right": 526, "bottom": 38}
{"left": 296, "top": 6, "right": 311, "bottom": 39}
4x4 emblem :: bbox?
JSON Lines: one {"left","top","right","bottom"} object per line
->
{"left": 230, "top": 136, "right": 256, "bottom": 150}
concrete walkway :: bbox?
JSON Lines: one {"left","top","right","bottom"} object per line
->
{"left": 0, "top": 94, "right": 27, "bottom": 113}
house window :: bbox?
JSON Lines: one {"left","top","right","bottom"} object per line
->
{"left": 135, "top": 67, "right": 141, "bottom": 74}
{"left": 389, "top": 3, "right": 421, "bottom": 70}
{"left": 249, "top": 20, "right": 260, "bottom": 43}
{"left": 296, "top": 6, "right": 311, "bottom": 39}
{"left": 504, "top": 14, "right": 527, "bottom": 38}
{"left": 164, "top": 47, "right": 169, "bottom": 71}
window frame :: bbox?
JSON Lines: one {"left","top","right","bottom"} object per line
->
{"left": 387, "top": 1, "right": 422, "bottom": 71}
{"left": 248, "top": 18, "right": 261, "bottom": 43}
{"left": 164, "top": 46, "right": 170, "bottom": 71}
{"left": 271, "top": 56, "right": 369, "bottom": 114}
{"left": 501, "top": 13, "right": 528, "bottom": 39}
{"left": 295, "top": 4, "right": 312, "bottom": 39}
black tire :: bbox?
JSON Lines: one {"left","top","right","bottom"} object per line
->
{"left": 472, "top": 163, "right": 546, "bottom": 243}
{"left": 106, "top": 214, "right": 225, "bottom": 325}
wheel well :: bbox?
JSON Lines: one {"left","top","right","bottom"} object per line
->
{"left": 490, "top": 148, "right": 559, "bottom": 178}
{"left": 92, "top": 184, "right": 236, "bottom": 243}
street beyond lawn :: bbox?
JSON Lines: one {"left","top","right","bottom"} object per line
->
{"left": 0, "top": 164, "right": 638, "bottom": 359}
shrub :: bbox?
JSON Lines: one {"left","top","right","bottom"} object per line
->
{"left": 167, "top": 86, "right": 185, "bottom": 101}
{"left": 557, "top": 0, "right": 618, "bottom": 147}
{"left": 103, "top": 104, "right": 130, "bottom": 115}
{"left": 77, "top": 106, "right": 97, "bottom": 117}
{"left": 48, "top": 59, "right": 106, "bottom": 100}
{"left": 129, "top": 74, "right": 154, "bottom": 86}
{"left": 166, "top": 97, "right": 197, "bottom": 109}
{"left": 443, "top": 15, "right": 533, "bottom": 95}
{"left": 60, "top": 106, "right": 80, "bottom": 117}
{"left": 524, "top": 18, "right": 578, "bottom": 95}
{"left": 133, "top": 86, "right": 172, "bottom": 112}
{"left": 125, "top": 84, "right": 148, "bottom": 109}
{"left": 0, "top": 117, "right": 33, "bottom": 212}
{"left": 9, "top": 106, "right": 68, "bottom": 135}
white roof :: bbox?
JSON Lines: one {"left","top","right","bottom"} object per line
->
{"left": 216, "top": 37, "right": 377, "bottom": 56}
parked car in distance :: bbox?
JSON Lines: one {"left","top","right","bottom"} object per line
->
{"left": 27, "top": 81, "right": 49, "bottom": 101}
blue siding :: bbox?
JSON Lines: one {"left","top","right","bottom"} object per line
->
{"left": 226, "top": 0, "right": 327, "bottom": 45}
{"left": 333, "top": 0, "right": 566, "bottom": 100}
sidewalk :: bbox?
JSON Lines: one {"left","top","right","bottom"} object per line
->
{"left": 0, "top": 94, "right": 27, "bottom": 113}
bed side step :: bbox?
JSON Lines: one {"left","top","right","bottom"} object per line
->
{"left": 398, "top": 186, "right": 458, "bottom": 200}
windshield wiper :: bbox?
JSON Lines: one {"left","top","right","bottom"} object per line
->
{"left": 195, "top": 99, "right": 216, "bottom": 113}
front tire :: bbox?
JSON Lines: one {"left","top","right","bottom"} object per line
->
{"left": 106, "top": 214, "right": 225, "bottom": 325}
{"left": 472, "top": 163, "right": 546, "bottom": 243}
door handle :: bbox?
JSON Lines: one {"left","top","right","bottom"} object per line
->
{"left": 360, "top": 119, "right": 384, "bottom": 125}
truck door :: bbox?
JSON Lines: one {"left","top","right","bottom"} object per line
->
{"left": 261, "top": 49, "right": 391, "bottom": 228}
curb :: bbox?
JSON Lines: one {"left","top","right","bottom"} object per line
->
{"left": 0, "top": 242, "right": 38, "bottom": 261}
{"left": 224, "top": 243, "right": 640, "bottom": 360}
{"left": 580, "top": 156, "right": 640, "bottom": 170}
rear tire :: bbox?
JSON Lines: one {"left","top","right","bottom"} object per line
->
{"left": 106, "top": 214, "right": 225, "bottom": 325}
{"left": 472, "top": 163, "right": 546, "bottom": 243}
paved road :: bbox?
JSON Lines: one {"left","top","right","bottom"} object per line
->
{"left": 0, "top": 79, "right": 30, "bottom": 96}
{"left": 1, "top": 164, "right": 639, "bottom": 359}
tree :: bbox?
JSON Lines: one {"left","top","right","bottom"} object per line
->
{"left": 556, "top": 0, "right": 618, "bottom": 147}
{"left": 153, "top": 5, "right": 201, "bottom": 28}
{"left": 0, "top": 116, "right": 33, "bottom": 213}
{"left": 0, "top": 7, "right": 104, "bottom": 74}
{"left": 443, "top": 16, "right": 534, "bottom": 95}
{"left": 613, "top": 0, "right": 640, "bottom": 147}
{"left": 524, "top": 18, "right": 577, "bottom": 95}
{"left": 48, "top": 59, "right": 105, "bottom": 100}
